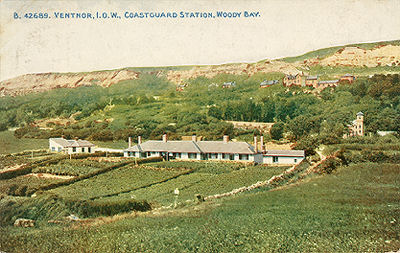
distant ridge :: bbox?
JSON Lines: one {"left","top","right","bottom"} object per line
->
{"left": 1, "top": 40, "right": 399, "bottom": 97}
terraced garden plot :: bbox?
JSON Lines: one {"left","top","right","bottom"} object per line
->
{"left": 50, "top": 165, "right": 189, "bottom": 200}
{"left": 0, "top": 175, "right": 63, "bottom": 195}
{"left": 32, "top": 159, "right": 108, "bottom": 176}
{"left": 0, "top": 156, "right": 29, "bottom": 170}
{"left": 101, "top": 165, "right": 287, "bottom": 205}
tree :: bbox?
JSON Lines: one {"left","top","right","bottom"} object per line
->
{"left": 270, "top": 122, "right": 284, "bottom": 140}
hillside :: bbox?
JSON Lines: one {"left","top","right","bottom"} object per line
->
{"left": 0, "top": 69, "right": 140, "bottom": 97}
{"left": 1, "top": 40, "right": 399, "bottom": 96}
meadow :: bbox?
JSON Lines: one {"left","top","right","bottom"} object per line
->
{"left": 0, "top": 130, "right": 48, "bottom": 154}
{"left": 0, "top": 162, "right": 398, "bottom": 252}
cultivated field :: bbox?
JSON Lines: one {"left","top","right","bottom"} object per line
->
{"left": 0, "top": 138, "right": 399, "bottom": 252}
{"left": 1, "top": 161, "right": 398, "bottom": 252}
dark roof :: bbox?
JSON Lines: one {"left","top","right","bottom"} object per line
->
{"left": 264, "top": 150, "right": 305, "bottom": 157}
{"left": 260, "top": 80, "right": 279, "bottom": 86}
{"left": 318, "top": 80, "right": 339, "bottom": 84}
{"left": 342, "top": 73, "right": 354, "bottom": 77}
{"left": 356, "top": 111, "right": 364, "bottom": 116}
{"left": 285, "top": 74, "right": 298, "bottom": 80}
{"left": 126, "top": 140, "right": 256, "bottom": 154}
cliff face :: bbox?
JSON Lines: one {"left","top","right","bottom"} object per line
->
{"left": 166, "top": 45, "right": 400, "bottom": 84}
{"left": 166, "top": 60, "right": 302, "bottom": 84}
{"left": 305, "top": 45, "right": 400, "bottom": 67}
{"left": 1, "top": 44, "right": 399, "bottom": 96}
{"left": 0, "top": 69, "right": 139, "bottom": 97}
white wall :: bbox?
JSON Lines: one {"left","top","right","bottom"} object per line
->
{"left": 49, "top": 140, "right": 64, "bottom": 152}
{"left": 263, "top": 156, "right": 304, "bottom": 165}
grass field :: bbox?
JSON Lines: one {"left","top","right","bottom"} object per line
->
{"left": 0, "top": 162, "right": 398, "bottom": 252}
{"left": 50, "top": 164, "right": 188, "bottom": 200}
{"left": 0, "top": 131, "right": 48, "bottom": 154}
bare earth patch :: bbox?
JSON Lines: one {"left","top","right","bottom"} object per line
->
{"left": 26, "top": 173, "right": 75, "bottom": 180}
{"left": 0, "top": 163, "right": 26, "bottom": 173}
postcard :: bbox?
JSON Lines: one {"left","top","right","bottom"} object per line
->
{"left": 0, "top": 0, "right": 399, "bottom": 252}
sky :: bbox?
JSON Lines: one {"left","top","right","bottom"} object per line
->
{"left": 1, "top": 0, "right": 400, "bottom": 81}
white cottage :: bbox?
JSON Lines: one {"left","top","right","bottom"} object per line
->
{"left": 124, "top": 135, "right": 263, "bottom": 163}
{"left": 49, "top": 137, "right": 95, "bottom": 154}
{"left": 262, "top": 150, "right": 305, "bottom": 165}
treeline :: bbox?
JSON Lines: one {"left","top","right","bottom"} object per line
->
{"left": 0, "top": 74, "right": 172, "bottom": 131}
{"left": 1, "top": 72, "right": 399, "bottom": 146}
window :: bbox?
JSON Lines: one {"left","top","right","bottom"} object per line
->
{"left": 188, "top": 153, "right": 197, "bottom": 159}
{"left": 175, "top": 153, "right": 181, "bottom": 158}
{"left": 222, "top": 154, "right": 229, "bottom": 160}
{"left": 72, "top": 147, "right": 76, "bottom": 153}
{"left": 273, "top": 156, "right": 279, "bottom": 163}
{"left": 294, "top": 159, "right": 297, "bottom": 163}
{"left": 51, "top": 147, "right": 55, "bottom": 151}
{"left": 58, "top": 147, "right": 62, "bottom": 152}
{"left": 88, "top": 147, "right": 91, "bottom": 153}
{"left": 239, "top": 154, "right": 249, "bottom": 160}
{"left": 208, "top": 153, "right": 218, "bottom": 159}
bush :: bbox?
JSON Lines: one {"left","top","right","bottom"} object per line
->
{"left": 314, "top": 157, "right": 342, "bottom": 174}
{"left": 270, "top": 122, "right": 284, "bottom": 140}
{"left": 65, "top": 199, "right": 151, "bottom": 217}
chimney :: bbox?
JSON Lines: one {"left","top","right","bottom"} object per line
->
{"left": 162, "top": 133, "right": 167, "bottom": 142}
{"left": 223, "top": 135, "right": 229, "bottom": 143}
{"left": 192, "top": 135, "right": 197, "bottom": 142}
{"left": 260, "top": 135, "right": 265, "bottom": 152}
{"left": 138, "top": 136, "right": 142, "bottom": 145}
{"left": 128, "top": 137, "right": 132, "bottom": 148}
{"left": 254, "top": 136, "right": 258, "bottom": 153}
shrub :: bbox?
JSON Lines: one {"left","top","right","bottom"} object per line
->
{"left": 65, "top": 199, "right": 151, "bottom": 217}
{"left": 314, "top": 157, "right": 342, "bottom": 174}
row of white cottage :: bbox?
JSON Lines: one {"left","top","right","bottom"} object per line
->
{"left": 124, "top": 135, "right": 304, "bottom": 165}
{"left": 49, "top": 135, "right": 304, "bottom": 165}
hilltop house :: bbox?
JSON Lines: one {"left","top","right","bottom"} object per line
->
{"left": 222, "top": 82, "right": 236, "bottom": 88}
{"left": 49, "top": 137, "right": 95, "bottom": 154}
{"left": 260, "top": 80, "right": 279, "bottom": 88}
{"left": 317, "top": 79, "right": 339, "bottom": 88}
{"left": 305, "top": 76, "right": 318, "bottom": 87}
{"left": 283, "top": 74, "right": 303, "bottom": 87}
{"left": 124, "top": 134, "right": 304, "bottom": 165}
{"left": 283, "top": 74, "right": 355, "bottom": 89}
{"left": 339, "top": 74, "right": 356, "bottom": 83}
{"left": 176, "top": 84, "right": 187, "bottom": 91}
{"left": 343, "top": 112, "right": 364, "bottom": 138}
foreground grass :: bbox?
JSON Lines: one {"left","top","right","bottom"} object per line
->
{"left": 1, "top": 162, "right": 398, "bottom": 252}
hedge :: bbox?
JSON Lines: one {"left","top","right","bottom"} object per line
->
{"left": 65, "top": 198, "right": 151, "bottom": 217}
